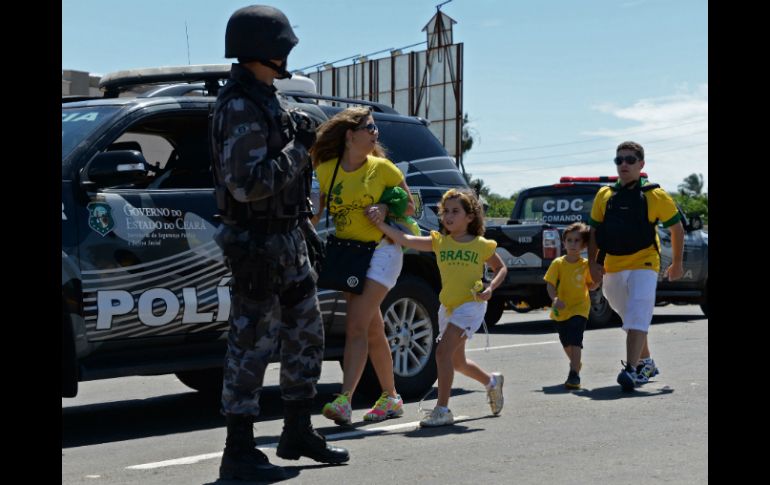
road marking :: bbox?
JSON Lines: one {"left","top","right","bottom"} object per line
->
{"left": 127, "top": 452, "right": 223, "bottom": 469}
{"left": 126, "top": 416, "right": 470, "bottom": 470}
{"left": 466, "top": 340, "right": 557, "bottom": 352}
{"left": 127, "top": 343, "right": 552, "bottom": 470}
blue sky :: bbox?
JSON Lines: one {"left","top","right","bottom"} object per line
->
{"left": 63, "top": 0, "right": 707, "bottom": 197}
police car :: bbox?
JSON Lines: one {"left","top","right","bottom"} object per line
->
{"left": 62, "top": 65, "right": 468, "bottom": 399}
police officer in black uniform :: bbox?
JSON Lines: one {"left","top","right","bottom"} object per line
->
{"left": 210, "top": 5, "right": 349, "bottom": 481}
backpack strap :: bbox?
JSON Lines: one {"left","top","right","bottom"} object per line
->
{"left": 325, "top": 152, "right": 344, "bottom": 230}
{"left": 640, "top": 183, "right": 661, "bottom": 253}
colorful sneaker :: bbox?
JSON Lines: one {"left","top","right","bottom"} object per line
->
{"left": 486, "top": 372, "right": 504, "bottom": 415}
{"left": 564, "top": 370, "right": 581, "bottom": 389}
{"left": 363, "top": 392, "right": 404, "bottom": 422}
{"left": 419, "top": 407, "right": 454, "bottom": 427}
{"left": 637, "top": 357, "right": 659, "bottom": 379}
{"left": 617, "top": 361, "right": 637, "bottom": 392}
{"left": 322, "top": 393, "right": 352, "bottom": 425}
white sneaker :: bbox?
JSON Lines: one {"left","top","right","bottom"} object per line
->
{"left": 486, "top": 372, "right": 504, "bottom": 415}
{"left": 419, "top": 407, "right": 454, "bottom": 427}
{"left": 637, "top": 358, "right": 659, "bottom": 380}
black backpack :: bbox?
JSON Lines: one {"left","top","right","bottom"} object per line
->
{"left": 595, "top": 182, "right": 660, "bottom": 256}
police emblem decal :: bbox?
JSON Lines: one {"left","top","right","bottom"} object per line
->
{"left": 87, "top": 202, "right": 115, "bottom": 236}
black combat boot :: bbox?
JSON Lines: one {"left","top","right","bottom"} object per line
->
{"left": 219, "top": 414, "right": 288, "bottom": 481}
{"left": 276, "top": 399, "right": 350, "bottom": 464}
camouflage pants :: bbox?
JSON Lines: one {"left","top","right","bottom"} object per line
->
{"left": 220, "top": 228, "right": 324, "bottom": 417}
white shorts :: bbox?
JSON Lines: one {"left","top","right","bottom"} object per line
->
{"left": 366, "top": 239, "right": 403, "bottom": 290}
{"left": 602, "top": 269, "right": 658, "bottom": 332}
{"left": 438, "top": 301, "right": 487, "bottom": 340}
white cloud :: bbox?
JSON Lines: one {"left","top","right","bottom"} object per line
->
{"left": 586, "top": 84, "right": 708, "bottom": 193}
{"left": 466, "top": 85, "right": 707, "bottom": 197}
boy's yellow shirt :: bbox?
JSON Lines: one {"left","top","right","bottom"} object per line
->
{"left": 316, "top": 155, "right": 404, "bottom": 243}
{"left": 588, "top": 181, "right": 681, "bottom": 273}
{"left": 544, "top": 256, "right": 593, "bottom": 321}
{"left": 431, "top": 231, "right": 497, "bottom": 313}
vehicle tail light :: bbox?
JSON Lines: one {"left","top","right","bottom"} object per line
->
{"left": 542, "top": 228, "right": 561, "bottom": 259}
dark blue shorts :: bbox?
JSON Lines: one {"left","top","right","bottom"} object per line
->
{"left": 554, "top": 315, "right": 587, "bottom": 348}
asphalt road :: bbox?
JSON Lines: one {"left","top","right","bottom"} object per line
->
{"left": 62, "top": 304, "right": 707, "bottom": 484}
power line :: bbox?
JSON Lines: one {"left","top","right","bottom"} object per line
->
{"left": 293, "top": 41, "right": 427, "bottom": 73}
{"left": 469, "top": 116, "right": 708, "bottom": 155}
{"left": 466, "top": 130, "right": 707, "bottom": 166}
{"left": 471, "top": 142, "right": 708, "bottom": 175}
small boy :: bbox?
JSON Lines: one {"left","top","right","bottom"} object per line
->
{"left": 544, "top": 222, "right": 599, "bottom": 389}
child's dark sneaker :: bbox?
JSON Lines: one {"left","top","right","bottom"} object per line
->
{"left": 564, "top": 370, "right": 581, "bottom": 389}
{"left": 616, "top": 361, "right": 637, "bottom": 392}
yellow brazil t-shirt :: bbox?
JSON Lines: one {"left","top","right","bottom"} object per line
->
{"left": 316, "top": 155, "right": 405, "bottom": 243}
{"left": 543, "top": 256, "right": 593, "bottom": 321}
{"left": 431, "top": 231, "right": 497, "bottom": 313}
{"left": 588, "top": 179, "right": 682, "bottom": 273}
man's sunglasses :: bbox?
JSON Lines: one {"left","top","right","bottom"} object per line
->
{"left": 613, "top": 155, "right": 640, "bottom": 165}
{"left": 354, "top": 123, "right": 379, "bottom": 134}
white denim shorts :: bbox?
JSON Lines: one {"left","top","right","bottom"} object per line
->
{"left": 602, "top": 269, "right": 658, "bottom": 332}
{"left": 438, "top": 301, "right": 488, "bottom": 340}
{"left": 366, "top": 239, "right": 403, "bottom": 290}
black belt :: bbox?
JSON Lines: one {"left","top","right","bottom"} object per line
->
{"left": 247, "top": 218, "right": 299, "bottom": 234}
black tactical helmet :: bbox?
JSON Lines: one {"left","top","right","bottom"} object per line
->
{"left": 225, "top": 5, "right": 298, "bottom": 60}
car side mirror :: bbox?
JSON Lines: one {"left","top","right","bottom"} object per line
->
{"left": 686, "top": 214, "right": 703, "bottom": 231}
{"left": 81, "top": 150, "right": 149, "bottom": 188}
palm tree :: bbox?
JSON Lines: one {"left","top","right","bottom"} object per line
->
{"left": 678, "top": 173, "right": 704, "bottom": 196}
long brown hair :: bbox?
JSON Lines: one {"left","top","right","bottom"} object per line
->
{"left": 309, "top": 106, "right": 387, "bottom": 168}
{"left": 438, "top": 188, "right": 486, "bottom": 236}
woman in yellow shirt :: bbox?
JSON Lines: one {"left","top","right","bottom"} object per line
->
{"left": 311, "top": 107, "right": 415, "bottom": 425}
{"left": 371, "top": 188, "right": 507, "bottom": 427}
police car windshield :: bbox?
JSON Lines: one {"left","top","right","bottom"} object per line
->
{"left": 516, "top": 193, "right": 594, "bottom": 224}
{"left": 62, "top": 106, "right": 120, "bottom": 160}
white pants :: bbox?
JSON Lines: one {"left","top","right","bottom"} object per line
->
{"left": 366, "top": 239, "right": 403, "bottom": 290}
{"left": 602, "top": 269, "right": 658, "bottom": 332}
{"left": 438, "top": 301, "right": 487, "bottom": 340}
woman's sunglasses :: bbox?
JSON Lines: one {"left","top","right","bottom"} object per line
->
{"left": 354, "top": 123, "right": 379, "bottom": 134}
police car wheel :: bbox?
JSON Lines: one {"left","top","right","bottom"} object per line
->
{"left": 484, "top": 297, "right": 505, "bottom": 327}
{"left": 588, "top": 289, "right": 619, "bottom": 328}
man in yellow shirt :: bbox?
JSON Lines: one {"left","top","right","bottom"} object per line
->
{"left": 587, "top": 141, "right": 684, "bottom": 392}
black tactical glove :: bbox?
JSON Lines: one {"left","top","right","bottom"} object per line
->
{"left": 290, "top": 109, "right": 317, "bottom": 149}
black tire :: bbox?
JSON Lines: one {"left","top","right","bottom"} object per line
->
{"left": 700, "top": 280, "right": 708, "bottom": 317}
{"left": 175, "top": 368, "right": 224, "bottom": 395}
{"left": 484, "top": 297, "right": 506, "bottom": 328}
{"left": 588, "top": 288, "right": 619, "bottom": 328}
{"left": 358, "top": 275, "right": 439, "bottom": 400}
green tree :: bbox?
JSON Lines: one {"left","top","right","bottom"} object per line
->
{"left": 678, "top": 173, "right": 704, "bottom": 196}
{"left": 483, "top": 192, "right": 515, "bottom": 218}
{"left": 461, "top": 112, "right": 476, "bottom": 155}
{"left": 672, "top": 192, "right": 708, "bottom": 226}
